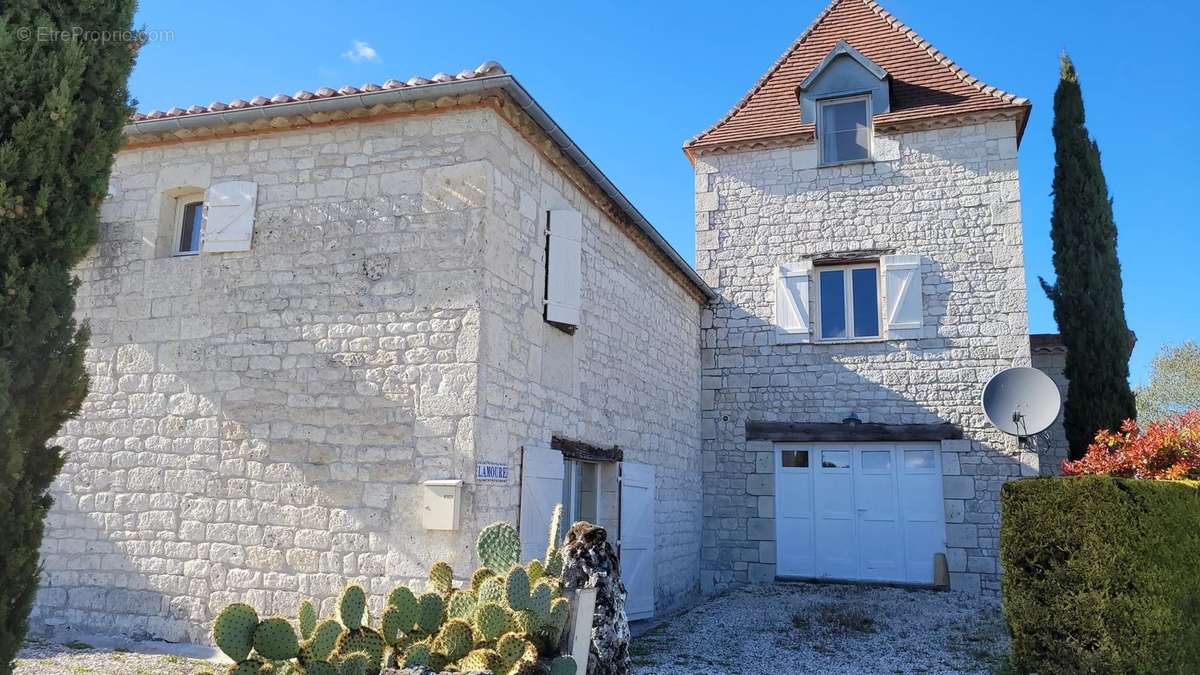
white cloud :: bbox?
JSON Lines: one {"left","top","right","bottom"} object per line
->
{"left": 342, "top": 40, "right": 380, "bottom": 64}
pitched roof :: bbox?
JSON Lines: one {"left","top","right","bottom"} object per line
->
{"left": 685, "top": 0, "right": 1030, "bottom": 155}
{"left": 129, "top": 62, "right": 506, "bottom": 122}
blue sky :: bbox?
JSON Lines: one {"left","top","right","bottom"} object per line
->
{"left": 129, "top": 0, "right": 1198, "bottom": 384}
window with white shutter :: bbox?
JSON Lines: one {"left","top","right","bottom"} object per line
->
{"left": 881, "top": 254, "right": 924, "bottom": 335}
{"left": 775, "top": 262, "right": 812, "bottom": 344}
{"left": 201, "top": 181, "right": 258, "bottom": 253}
{"left": 544, "top": 209, "right": 582, "bottom": 331}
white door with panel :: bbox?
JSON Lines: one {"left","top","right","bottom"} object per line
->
{"left": 775, "top": 442, "right": 945, "bottom": 584}
{"left": 619, "top": 462, "right": 656, "bottom": 620}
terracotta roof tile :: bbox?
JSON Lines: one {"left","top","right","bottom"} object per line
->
{"left": 128, "top": 61, "right": 505, "bottom": 122}
{"left": 686, "top": 0, "right": 1030, "bottom": 153}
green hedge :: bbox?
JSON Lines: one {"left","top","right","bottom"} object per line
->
{"left": 1000, "top": 476, "right": 1200, "bottom": 674}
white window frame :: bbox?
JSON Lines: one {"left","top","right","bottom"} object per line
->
{"left": 813, "top": 262, "right": 883, "bottom": 342}
{"left": 172, "top": 192, "right": 205, "bottom": 257}
{"left": 817, "top": 94, "right": 873, "bottom": 166}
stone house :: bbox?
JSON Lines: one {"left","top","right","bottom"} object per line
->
{"left": 34, "top": 0, "right": 1066, "bottom": 645}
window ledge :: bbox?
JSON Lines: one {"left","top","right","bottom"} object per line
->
{"left": 817, "top": 157, "right": 874, "bottom": 169}
{"left": 814, "top": 337, "right": 887, "bottom": 345}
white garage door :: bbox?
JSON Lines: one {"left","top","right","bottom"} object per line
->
{"left": 775, "top": 442, "right": 945, "bottom": 584}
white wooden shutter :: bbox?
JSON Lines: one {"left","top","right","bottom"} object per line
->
{"left": 201, "top": 181, "right": 258, "bottom": 252}
{"left": 619, "top": 462, "right": 655, "bottom": 620}
{"left": 519, "top": 445, "right": 565, "bottom": 563}
{"left": 545, "top": 209, "right": 583, "bottom": 326}
{"left": 882, "top": 254, "right": 924, "bottom": 332}
{"left": 775, "top": 263, "right": 811, "bottom": 344}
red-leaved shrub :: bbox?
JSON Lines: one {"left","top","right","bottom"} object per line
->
{"left": 1062, "top": 410, "right": 1200, "bottom": 479}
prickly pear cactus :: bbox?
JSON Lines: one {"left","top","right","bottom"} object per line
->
{"left": 336, "top": 652, "right": 368, "bottom": 675}
{"left": 416, "top": 592, "right": 444, "bottom": 634}
{"left": 224, "top": 659, "right": 265, "bottom": 675}
{"left": 505, "top": 566, "right": 531, "bottom": 611}
{"left": 477, "top": 521, "right": 521, "bottom": 572}
{"left": 545, "top": 549, "right": 565, "bottom": 578}
{"left": 479, "top": 575, "right": 506, "bottom": 605}
{"left": 303, "top": 661, "right": 337, "bottom": 675}
{"left": 429, "top": 560, "right": 454, "bottom": 595}
{"left": 387, "top": 585, "right": 416, "bottom": 611}
{"left": 529, "top": 581, "right": 553, "bottom": 623}
{"left": 474, "top": 602, "right": 511, "bottom": 642}
{"left": 549, "top": 655, "right": 578, "bottom": 675}
{"left": 338, "top": 585, "right": 367, "bottom": 631}
{"left": 306, "top": 619, "right": 343, "bottom": 662}
{"left": 401, "top": 639, "right": 431, "bottom": 667}
{"left": 253, "top": 617, "right": 300, "bottom": 660}
{"left": 435, "top": 618, "right": 473, "bottom": 661}
{"left": 213, "top": 603, "right": 259, "bottom": 662}
{"left": 527, "top": 558, "right": 546, "bottom": 584}
{"left": 334, "top": 627, "right": 384, "bottom": 670}
{"left": 549, "top": 597, "right": 570, "bottom": 631}
{"left": 446, "top": 588, "right": 477, "bottom": 620}
{"left": 298, "top": 600, "right": 317, "bottom": 640}
{"left": 496, "top": 632, "right": 528, "bottom": 667}
{"left": 459, "top": 647, "right": 503, "bottom": 672}
{"left": 546, "top": 503, "right": 564, "bottom": 562}
{"left": 470, "top": 566, "right": 495, "bottom": 592}
{"left": 508, "top": 609, "right": 536, "bottom": 637}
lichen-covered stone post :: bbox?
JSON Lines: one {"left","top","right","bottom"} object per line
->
{"left": 560, "top": 522, "right": 631, "bottom": 675}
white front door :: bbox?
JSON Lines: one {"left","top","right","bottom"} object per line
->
{"left": 775, "top": 442, "right": 945, "bottom": 584}
{"left": 619, "top": 462, "right": 655, "bottom": 620}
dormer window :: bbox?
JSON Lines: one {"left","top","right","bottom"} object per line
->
{"left": 818, "top": 95, "right": 872, "bottom": 165}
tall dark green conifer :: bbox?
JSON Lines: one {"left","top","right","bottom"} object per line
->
{"left": 0, "top": 3, "right": 136, "bottom": 669}
{"left": 1040, "top": 54, "right": 1136, "bottom": 459}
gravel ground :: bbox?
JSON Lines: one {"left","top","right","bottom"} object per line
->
{"left": 631, "top": 582, "right": 1009, "bottom": 675}
{"left": 14, "top": 637, "right": 215, "bottom": 675}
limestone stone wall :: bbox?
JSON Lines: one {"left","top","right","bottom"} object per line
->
{"left": 34, "top": 109, "right": 511, "bottom": 643}
{"left": 1031, "top": 335, "right": 1069, "bottom": 474}
{"left": 694, "top": 118, "right": 1034, "bottom": 595}
{"left": 468, "top": 116, "right": 705, "bottom": 615}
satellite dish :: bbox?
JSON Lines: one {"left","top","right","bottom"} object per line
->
{"left": 981, "top": 367, "right": 1061, "bottom": 437}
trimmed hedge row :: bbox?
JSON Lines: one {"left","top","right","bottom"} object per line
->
{"left": 1000, "top": 476, "right": 1200, "bottom": 674}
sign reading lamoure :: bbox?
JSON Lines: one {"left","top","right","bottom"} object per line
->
{"left": 476, "top": 462, "right": 509, "bottom": 482}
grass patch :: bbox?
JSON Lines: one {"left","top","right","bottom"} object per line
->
{"left": 63, "top": 640, "right": 93, "bottom": 650}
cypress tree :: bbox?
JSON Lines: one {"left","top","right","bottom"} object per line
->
{"left": 1040, "top": 53, "right": 1136, "bottom": 459}
{"left": 0, "top": 3, "right": 137, "bottom": 669}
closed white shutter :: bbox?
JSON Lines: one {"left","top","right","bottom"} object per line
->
{"left": 881, "top": 255, "right": 924, "bottom": 332}
{"left": 619, "top": 462, "right": 655, "bottom": 620}
{"left": 775, "top": 263, "right": 811, "bottom": 344}
{"left": 545, "top": 209, "right": 583, "bottom": 327}
{"left": 201, "top": 181, "right": 258, "bottom": 252}
{"left": 519, "top": 445, "right": 565, "bottom": 563}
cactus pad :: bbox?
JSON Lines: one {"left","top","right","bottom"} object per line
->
{"left": 496, "top": 632, "right": 526, "bottom": 666}
{"left": 434, "top": 618, "right": 473, "bottom": 661}
{"left": 504, "top": 566, "right": 531, "bottom": 611}
{"left": 479, "top": 575, "right": 506, "bottom": 605}
{"left": 298, "top": 600, "right": 317, "bottom": 641}
{"left": 387, "top": 585, "right": 416, "bottom": 611}
{"left": 429, "top": 561, "right": 454, "bottom": 595}
{"left": 550, "top": 597, "right": 570, "bottom": 630}
{"left": 213, "top": 603, "right": 259, "bottom": 662}
{"left": 334, "top": 628, "right": 384, "bottom": 670}
{"left": 306, "top": 619, "right": 343, "bottom": 662}
{"left": 529, "top": 581, "right": 553, "bottom": 623}
{"left": 336, "top": 652, "right": 368, "bottom": 675}
{"left": 303, "top": 662, "right": 336, "bottom": 675}
{"left": 476, "top": 521, "right": 521, "bottom": 572}
{"left": 526, "top": 559, "right": 545, "bottom": 584}
{"left": 416, "top": 592, "right": 444, "bottom": 634}
{"left": 223, "top": 660, "right": 265, "bottom": 675}
{"left": 446, "top": 589, "right": 477, "bottom": 620}
{"left": 474, "top": 602, "right": 510, "bottom": 642}
{"left": 459, "top": 648, "right": 503, "bottom": 673}
{"left": 545, "top": 503, "right": 563, "bottom": 560}
{"left": 545, "top": 549, "right": 564, "bottom": 577}
{"left": 337, "top": 585, "right": 367, "bottom": 630}
{"left": 401, "top": 640, "right": 431, "bottom": 667}
{"left": 470, "top": 567, "right": 495, "bottom": 592}
{"left": 549, "top": 655, "right": 578, "bottom": 675}
{"left": 508, "top": 609, "right": 536, "bottom": 637}
{"left": 252, "top": 617, "right": 300, "bottom": 661}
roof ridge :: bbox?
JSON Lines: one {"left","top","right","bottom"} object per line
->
{"left": 683, "top": 0, "right": 852, "bottom": 149}
{"left": 862, "top": 0, "right": 1028, "bottom": 106}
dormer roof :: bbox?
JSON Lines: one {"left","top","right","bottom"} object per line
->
{"left": 685, "top": 0, "right": 1030, "bottom": 158}
{"left": 798, "top": 40, "right": 888, "bottom": 92}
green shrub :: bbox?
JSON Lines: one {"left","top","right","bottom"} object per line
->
{"left": 1000, "top": 476, "right": 1200, "bottom": 674}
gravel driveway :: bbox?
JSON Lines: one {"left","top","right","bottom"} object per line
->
{"left": 14, "top": 637, "right": 215, "bottom": 675}
{"left": 632, "top": 582, "right": 1009, "bottom": 675}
